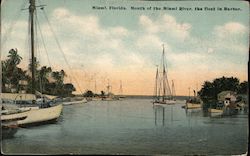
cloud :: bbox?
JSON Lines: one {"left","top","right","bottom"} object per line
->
{"left": 109, "top": 26, "right": 129, "bottom": 37}
{"left": 214, "top": 22, "right": 247, "bottom": 38}
{"left": 139, "top": 14, "right": 192, "bottom": 40}
{"left": 209, "top": 22, "right": 248, "bottom": 55}
{"left": 136, "top": 34, "right": 163, "bottom": 50}
{"left": 139, "top": 15, "right": 159, "bottom": 33}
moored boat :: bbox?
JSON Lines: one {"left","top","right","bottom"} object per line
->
{"left": 185, "top": 103, "right": 202, "bottom": 109}
{"left": 153, "top": 44, "right": 176, "bottom": 105}
{"left": 1, "top": 0, "right": 63, "bottom": 127}
{"left": 17, "top": 104, "right": 63, "bottom": 126}
{"left": 63, "top": 98, "right": 87, "bottom": 106}
{"left": 208, "top": 108, "right": 224, "bottom": 117}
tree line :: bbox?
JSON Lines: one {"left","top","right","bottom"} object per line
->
{"left": 2, "top": 48, "right": 76, "bottom": 97}
{"left": 198, "top": 76, "right": 248, "bottom": 103}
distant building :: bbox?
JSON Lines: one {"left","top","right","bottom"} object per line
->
{"left": 217, "top": 91, "right": 237, "bottom": 106}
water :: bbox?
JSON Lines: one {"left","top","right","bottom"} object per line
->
{"left": 1, "top": 98, "right": 248, "bottom": 155}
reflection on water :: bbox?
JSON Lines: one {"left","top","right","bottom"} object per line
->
{"left": 153, "top": 105, "right": 175, "bottom": 126}
{"left": 2, "top": 98, "right": 248, "bottom": 155}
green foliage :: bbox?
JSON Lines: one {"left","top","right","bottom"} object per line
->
{"left": 198, "top": 76, "right": 247, "bottom": 102}
{"left": 2, "top": 48, "right": 76, "bottom": 97}
{"left": 237, "top": 81, "right": 248, "bottom": 94}
{"left": 83, "top": 90, "right": 94, "bottom": 97}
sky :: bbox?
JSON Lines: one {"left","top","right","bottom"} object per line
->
{"left": 1, "top": 0, "right": 249, "bottom": 96}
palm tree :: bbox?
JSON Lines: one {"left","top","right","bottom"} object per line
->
{"left": 7, "top": 48, "right": 22, "bottom": 66}
{"left": 3, "top": 49, "right": 24, "bottom": 92}
{"left": 39, "top": 66, "right": 52, "bottom": 93}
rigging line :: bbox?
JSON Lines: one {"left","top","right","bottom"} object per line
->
{"left": 35, "top": 11, "right": 52, "bottom": 68}
{"left": 2, "top": 0, "right": 27, "bottom": 48}
{"left": 41, "top": 9, "right": 83, "bottom": 94}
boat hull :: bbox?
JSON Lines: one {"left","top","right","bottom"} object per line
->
{"left": 15, "top": 104, "right": 63, "bottom": 126}
{"left": 185, "top": 103, "right": 202, "bottom": 109}
{"left": 153, "top": 100, "right": 176, "bottom": 105}
{"left": 63, "top": 99, "right": 87, "bottom": 106}
{"left": 1, "top": 110, "right": 29, "bottom": 121}
{"left": 208, "top": 108, "right": 223, "bottom": 113}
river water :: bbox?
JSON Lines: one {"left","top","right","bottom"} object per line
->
{"left": 1, "top": 98, "right": 248, "bottom": 155}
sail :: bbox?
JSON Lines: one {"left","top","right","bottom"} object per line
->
{"left": 158, "top": 44, "right": 172, "bottom": 100}
{"left": 153, "top": 44, "right": 175, "bottom": 104}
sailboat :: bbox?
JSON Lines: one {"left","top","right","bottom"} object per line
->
{"left": 184, "top": 89, "right": 202, "bottom": 109}
{"left": 102, "top": 79, "right": 117, "bottom": 101}
{"left": 1, "top": 0, "right": 63, "bottom": 127}
{"left": 153, "top": 44, "right": 176, "bottom": 105}
{"left": 118, "top": 80, "right": 125, "bottom": 100}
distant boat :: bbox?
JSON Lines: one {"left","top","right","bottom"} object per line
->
{"left": 118, "top": 80, "right": 126, "bottom": 100}
{"left": 208, "top": 108, "right": 224, "bottom": 117}
{"left": 63, "top": 98, "right": 87, "bottom": 106}
{"left": 102, "top": 79, "right": 118, "bottom": 101}
{"left": 153, "top": 44, "right": 176, "bottom": 105}
{"left": 182, "top": 87, "right": 202, "bottom": 109}
{"left": 185, "top": 103, "right": 201, "bottom": 109}
{"left": 1, "top": 0, "right": 63, "bottom": 127}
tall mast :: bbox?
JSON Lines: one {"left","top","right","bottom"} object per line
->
{"left": 162, "top": 44, "right": 166, "bottom": 101}
{"left": 29, "top": 0, "right": 36, "bottom": 94}
{"left": 0, "top": 0, "right": 2, "bottom": 98}
{"left": 154, "top": 66, "right": 158, "bottom": 98}
{"left": 172, "top": 80, "right": 176, "bottom": 100}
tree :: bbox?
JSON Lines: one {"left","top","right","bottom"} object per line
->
{"left": 198, "top": 76, "right": 240, "bottom": 102}
{"left": 62, "top": 83, "right": 76, "bottom": 96}
{"left": 83, "top": 90, "right": 94, "bottom": 97}
{"left": 3, "top": 49, "right": 26, "bottom": 92}
{"left": 7, "top": 48, "right": 22, "bottom": 66}
{"left": 237, "top": 81, "right": 248, "bottom": 94}
{"left": 38, "top": 66, "right": 52, "bottom": 93}
{"left": 101, "top": 90, "right": 105, "bottom": 96}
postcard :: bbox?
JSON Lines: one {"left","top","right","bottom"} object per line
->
{"left": 1, "top": 0, "right": 248, "bottom": 155}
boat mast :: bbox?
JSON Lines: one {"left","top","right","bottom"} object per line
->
{"left": 172, "top": 80, "right": 175, "bottom": 99}
{"left": 0, "top": 0, "right": 2, "bottom": 101}
{"left": 162, "top": 44, "right": 166, "bottom": 102}
{"left": 29, "top": 0, "right": 36, "bottom": 94}
{"left": 154, "top": 66, "right": 159, "bottom": 99}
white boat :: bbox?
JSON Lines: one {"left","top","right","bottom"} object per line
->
{"left": 1, "top": 108, "right": 29, "bottom": 122}
{"left": 208, "top": 108, "right": 223, "bottom": 113}
{"left": 184, "top": 89, "right": 202, "bottom": 109}
{"left": 153, "top": 44, "right": 176, "bottom": 105}
{"left": 1, "top": 98, "right": 62, "bottom": 126}
{"left": 1, "top": 0, "right": 63, "bottom": 127}
{"left": 153, "top": 99, "right": 176, "bottom": 105}
{"left": 63, "top": 98, "right": 87, "bottom": 106}
{"left": 118, "top": 80, "right": 126, "bottom": 100}
{"left": 101, "top": 80, "right": 118, "bottom": 101}
{"left": 17, "top": 104, "right": 62, "bottom": 126}
{"left": 185, "top": 103, "right": 202, "bottom": 109}
{"left": 208, "top": 108, "right": 223, "bottom": 117}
